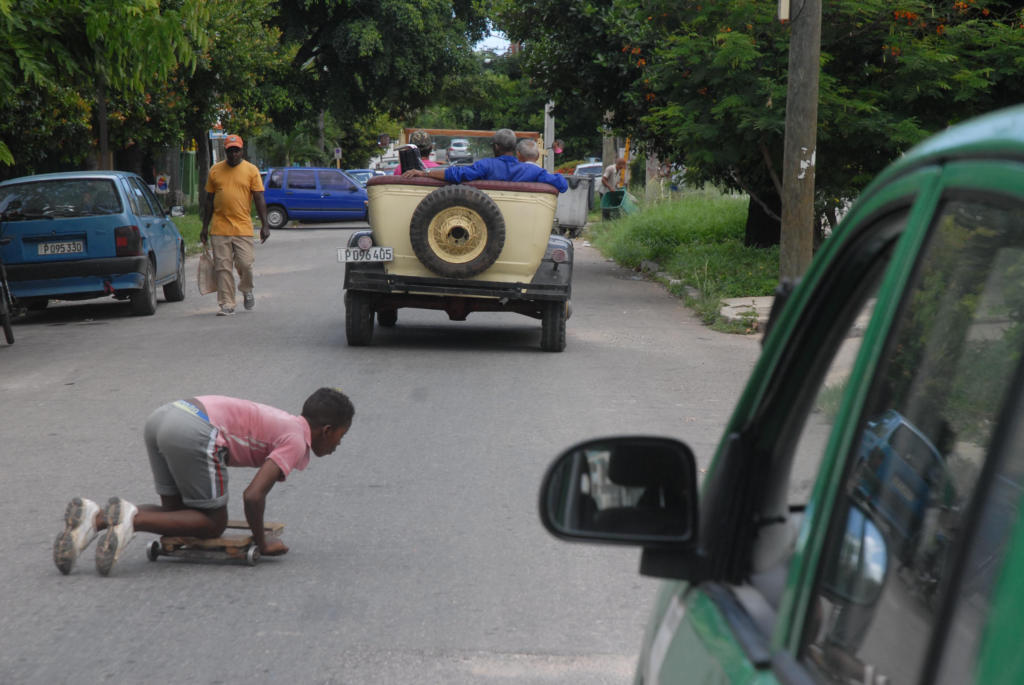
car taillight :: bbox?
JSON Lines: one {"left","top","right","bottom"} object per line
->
{"left": 357, "top": 235, "right": 373, "bottom": 250}
{"left": 550, "top": 248, "right": 568, "bottom": 263}
{"left": 115, "top": 226, "right": 142, "bottom": 256}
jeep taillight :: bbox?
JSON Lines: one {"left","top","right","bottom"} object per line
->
{"left": 115, "top": 226, "right": 142, "bottom": 256}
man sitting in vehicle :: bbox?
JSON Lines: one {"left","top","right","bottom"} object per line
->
{"left": 392, "top": 129, "right": 440, "bottom": 175}
{"left": 403, "top": 129, "right": 568, "bottom": 193}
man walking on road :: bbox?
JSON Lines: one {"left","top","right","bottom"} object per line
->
{"left": 201, "top": 134, "right": 270, "bottom": 316}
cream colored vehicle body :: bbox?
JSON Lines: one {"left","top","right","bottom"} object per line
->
{"left": 342, "top": 176, "right": 574, "bottom": 351}
{"left": 367, "top": 180, "right": 557, "bottom": 283}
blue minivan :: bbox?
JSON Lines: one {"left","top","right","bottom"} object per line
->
{"left": 263, "top": 167, "right": 368, "bottom": 228}
{"left": 0, "top": 170, "right": 186, "bottom": 316}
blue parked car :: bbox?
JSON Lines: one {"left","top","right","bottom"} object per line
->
{"left": 852, "top": 409, "right": 955, "bottom": 559}
{"left": 263, "top": 167, "right": 368, "bottom": 229}
{"left": 0, "top": 171, "right": 186, "bottom": 316}
{"left": 345, "top": 168, "right": 386, "bottom": 186}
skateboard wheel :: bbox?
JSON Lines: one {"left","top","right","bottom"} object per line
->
{"left": 246, "top": 545, "right": 260, "bottom": 566}
{"left": 146, "top": 540, "right": 161, "bottom": 562}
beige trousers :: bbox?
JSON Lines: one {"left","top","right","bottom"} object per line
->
{"left": 210, "top": 234, "right": 255, "bottom": 308}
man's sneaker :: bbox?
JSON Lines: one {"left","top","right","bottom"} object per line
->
{"left": 243, "top": 291, "right": 255, "bottom": 310}
{"left": 53, "top": 497, "right": 100, "bottom": 575}
{"left": 216, "top": 306, "right": 235, "bottom": 316}
{"left": 95, "top": 497, "right": 138, "bottom": 576}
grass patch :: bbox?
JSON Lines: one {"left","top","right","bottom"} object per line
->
{"left": 171, "top": 211, "right": 205, "bottom": 255}
{"left": 588, "top": 190, "right": 779, "bottom": 329}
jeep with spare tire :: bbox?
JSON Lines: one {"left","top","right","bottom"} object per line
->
{"left": 341, "top": 174, "right": 573, "bottom": 351}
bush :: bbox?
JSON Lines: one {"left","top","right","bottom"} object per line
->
{"left": 589, "top": 191, "right": 779, "bottom": 327}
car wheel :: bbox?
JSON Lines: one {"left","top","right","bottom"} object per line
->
{"left": 345, "top": 290, "right": 374, "bottom": 346}
{"left": 266, "top": 205, "right": 288, "bottom": 229}
{"left": 377, "top": 309, "right": 397, "bottom": 327}
{"left": 540, "top": 300, "right": 567, "bottom": 352}
{"left": 130, "top": 258, "right": 158, "bottom": 316}
{"left": 162, "top": 248, "right": 186, "bottom": 302}
{"left": 409, "top": 185, "right": 505, "bottom": 278}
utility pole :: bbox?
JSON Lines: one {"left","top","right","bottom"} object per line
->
{"left": 544, "top": 101, "right": 555, "bottom": 172}
{"left": 779, "top": 0, "right": 821, "bottom": 281}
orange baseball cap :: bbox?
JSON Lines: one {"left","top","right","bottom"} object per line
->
{"left": 224, "top": 134, "right": 243, "bottom": 149}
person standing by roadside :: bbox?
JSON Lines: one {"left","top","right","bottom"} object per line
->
{"left": 201, "top": 134, "right": 270, "bottom": 316}
{"left": 600, "top": 157, "right": 627, "bottom": 197}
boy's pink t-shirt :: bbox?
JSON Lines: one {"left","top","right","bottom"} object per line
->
{"left": 197, "top": 396, "right": 311, "bottom": 480}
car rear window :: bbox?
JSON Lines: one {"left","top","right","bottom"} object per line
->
{"left": 0, "top": 179, "right": 123, "bottom": 218}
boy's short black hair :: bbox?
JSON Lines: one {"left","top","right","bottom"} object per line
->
{"left": 302, "top": 387, "right": 354, "bottom": 429}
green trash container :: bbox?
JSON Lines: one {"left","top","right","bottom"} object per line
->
{"left": 600, "top": 189, "right": 637, "bottom": 220}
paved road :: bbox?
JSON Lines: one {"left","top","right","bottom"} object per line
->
{"left": 0, "top": 225, "right": 761, "bottom": 684}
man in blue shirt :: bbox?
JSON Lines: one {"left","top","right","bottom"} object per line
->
{"left": 403, "top": 129, "right": 568, "bottom": 193}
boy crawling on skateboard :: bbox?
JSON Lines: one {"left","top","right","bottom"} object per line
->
{"left": 53, "top": 387, "right": 354, "bottom": 576}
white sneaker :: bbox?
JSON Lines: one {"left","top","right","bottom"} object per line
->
{"left": 53, "top": 497, "right": 100, "bottom": 575}
{"left": 95, "top": 497, "right": 138, "bottom": 576}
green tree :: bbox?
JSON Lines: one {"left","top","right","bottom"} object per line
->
{"left": 498, "top": 0, "right": 1024, "bottom": 249}
{"left": 176, "top": 0, "right": 289, "bottom": 187}
{"left": 272, "top": 0, "right": 489, "bottom": 126}
{"left": 0, "top": 0, "right": 208, "bottom": 171}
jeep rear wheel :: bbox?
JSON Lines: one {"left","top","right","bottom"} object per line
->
{"left": 409, "top": 185, "right": 505, "bottom": 278}
{"left": 345, "top": 290, "right": 374, "bottom": 345}
{"left": 540, "top": 300, "right": 567, "bottom": 352}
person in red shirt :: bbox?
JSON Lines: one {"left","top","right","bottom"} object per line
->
{"left": 53, "top": 387, "right": 354, "bottom": 576}
{"left": 392, "top": 129, "right": 440, "bottom": 175}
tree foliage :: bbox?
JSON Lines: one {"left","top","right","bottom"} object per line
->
{"left": 273, "top": 0, "right": 489, "bottom": 124}
{"left": 497, "top": 0, "right": 1024, "bottom": 240}
{"left": 0, "top": 0, "right": 209, "bottom": 174}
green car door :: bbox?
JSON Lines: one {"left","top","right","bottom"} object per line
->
{"left": 539, "top": 106, "right": 1024, "bottom": 685}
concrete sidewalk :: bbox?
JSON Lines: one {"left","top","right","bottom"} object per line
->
{"left": 592, "top": 249, "right": 776, "bottom": 329}
{"left": 719, "top": 296, "right": 775, "bottom": 327}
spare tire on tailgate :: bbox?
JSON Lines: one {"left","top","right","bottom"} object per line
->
{"left": 409, "top": 185, "right": 505, "bottom": 278}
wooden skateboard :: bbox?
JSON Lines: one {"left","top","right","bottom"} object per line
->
{"left": 146, "top": 520, "right": 284, "bottom": 566}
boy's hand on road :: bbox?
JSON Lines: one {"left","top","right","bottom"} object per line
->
{"left": 260, "top": 538, "right": 289, "bottom": 556}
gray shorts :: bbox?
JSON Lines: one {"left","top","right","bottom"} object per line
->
{"left": 144, "top": 401, "right": 229, "bottom": 509}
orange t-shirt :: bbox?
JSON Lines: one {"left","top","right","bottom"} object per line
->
{"left": 205, "top": 160, "right": 264, "bottom": 236}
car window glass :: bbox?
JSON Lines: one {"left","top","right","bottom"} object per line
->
{"left": 135, "top": 180, "right": 165, "bottom": 215}
{"left": 802, "top": 196, "right": 1024, "bottom": 685}
{"left": 285, "top": 170, "right": 316, "bottom": 190}
{"left": 267, "top": 170, "right": 283, "bottom": 189}
{"left": 129, "top": 178, "right": 158, "bottom": 216}
{"left": 319, "top": 170, "right": 352, "bottom": 191}
{"left": 935, "top": 413, "right": 1024, "bottom": 684}
{"left": 0, "top": 179, "right": 123, "bottom": 218}
{"left": 122, "top": 178, "right": 144, "bottom": 215}
{"left": 784, "top": 213, "right": 912, "bottom": 505}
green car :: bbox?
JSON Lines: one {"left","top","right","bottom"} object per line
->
{"left": 539, "top": 105, "right": 1024, "bottom": 685}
